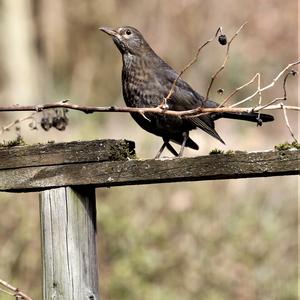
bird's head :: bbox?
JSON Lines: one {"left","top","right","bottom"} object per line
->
{"left": 99, "top": 26, "right": 149, "bottom": 55}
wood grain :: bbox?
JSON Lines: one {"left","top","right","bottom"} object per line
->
{"left": 40, "top": 187, "right": 99, "bottom": 300}
{"left": 0, "top": 139, "right": 298, "bottom": 192}
{"left": 0, "top": 139, "right": 135, "bottom": 170}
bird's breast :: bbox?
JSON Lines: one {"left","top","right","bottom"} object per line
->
{"left": 122, "top": 56, "right": 161, "bottom": 108}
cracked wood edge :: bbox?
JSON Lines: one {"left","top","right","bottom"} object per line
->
{"left": 1, "top": 150, "right": 299, "bottom": 192}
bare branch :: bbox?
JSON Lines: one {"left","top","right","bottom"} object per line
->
{"left": 0, "top": 287, "right": 14, "bottom": 296}
{"left": 256, "top": 70, "right": 298, "bottom": 111}
{"left": 0, "top": 102, "right": 299, "bottom": 118}
{"left": 162, "top": 26, "right": 223, "bottom": 107}
{"left": 218, "top": 73, "right": 260, "bottom": 107}
{"left": 0, "top": 62, "right": 298, "bottom": 123}
{"left": 0, "top": 278, "right": 33, "bottom": 300}
{"left": 205, "top": 21, "right": 248, "bottom": 100}
{"left": 231, "top": 61, "right": 300, "bottom": 108}
{"left": 0, "top": 112, "right": 36, "bottom": 135}
{"left": 256, "top": 72, "right": 262, "bottom": 121}
{"left": 282, "top": 103, "right": 298, "bottom": 142}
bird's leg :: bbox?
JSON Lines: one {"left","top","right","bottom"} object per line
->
{"left": 155, "top": 138, "right": 179, "bottom": 158}
{"left": 155, "top": 142, "right": 167, "bottom": 159}
{"left": 163, "top": 137, "right": 179, "bottom": 157}
{"left": 166, "top": 142, "right": 179, "bottom": 157}
{"left": 179, "top": 132, "right": 189, "bottom": 157}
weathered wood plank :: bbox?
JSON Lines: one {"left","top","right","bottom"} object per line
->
{"left": 40, "top": 187, "right": 99, "bottom": 300}
{"left": 0, "top": 139, "right": 135, "bottom": 170}
{"left": 1, "top": 148, "right": 299, "bottom": 192}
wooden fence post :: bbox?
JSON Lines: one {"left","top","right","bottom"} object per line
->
{"left": 0, "top": 140, "right": 298, "bottom": 299}
{"left": 40, "top": 186, "right": 99, "bottom": 300}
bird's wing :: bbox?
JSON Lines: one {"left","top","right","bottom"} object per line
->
{"left": 158, "top": 66, "right": 225, "bottom": 144}
{"left": 158, "top": 67, "right": 204, "bottom": 108}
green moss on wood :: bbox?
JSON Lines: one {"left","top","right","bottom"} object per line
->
{"left": 209, "top": 148, "right": 224, "bottom": 155}
{"left": 275, "top": 141, "right": 300, "bottom": 151}
{"left": 0, "top": 136, "right": 26, "bottom": 147}
{"left": 109, "top": 140, "right": 136, "bottom": 160}
{"left": 225, "top": 150, "right": 235, "bottom": 155}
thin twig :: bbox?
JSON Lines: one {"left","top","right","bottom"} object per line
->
{"left": 218, "top": 73, "right": 260, "bottom": 107}
{"left": 205, "top": 21, "right": 248, "bottom": 100}
{"left": 256, "top": 70, "right": 297, "bottom": 111}
{"left": 282, "top": 103, "right": 298, "bottom": 142}
{"left": 231, "top": 61, "right": 300, "bottom": 108}
{"left": 256, "top": 97, "right": 285, "bottom": 111}
{"left": 256, "top": 72, "right": 262, "bottom": 121}
{"left": 162, "top": 26, "right": 223, "bottom": 107}
{"left": 0, "top": 278, "right": 33, "bottom": 300}
{"left": 0, "top": 287, "right": 15, "bottom": 296}
{"left": 0, "top": 112, "right": 36, "bottom": 135}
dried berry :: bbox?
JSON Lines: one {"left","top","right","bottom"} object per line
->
{"left": 218, "top": 34, "right": 227, "bottom": 45}
{"left": 41, "top": 117, "right": 52, "bottom": 131}
{"left": 52, "top": 116, "right": 67, "bottom": 131}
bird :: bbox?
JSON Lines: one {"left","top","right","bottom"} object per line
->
{"left": 100, "top": 26, "right": 274, "bottom": 158}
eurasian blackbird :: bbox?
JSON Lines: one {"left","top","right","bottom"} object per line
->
{"left": 100, "top": 26, "right": 274, "bottom": 158}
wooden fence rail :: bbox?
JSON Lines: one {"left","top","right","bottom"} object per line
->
{"left": 0, "top": 139, "right": 299, "bottom": 192}
{"left": 0, "top": 139, "right": 299, "bottom": 300}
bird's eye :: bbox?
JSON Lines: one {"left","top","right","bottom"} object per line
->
{"left": 125, "top": 29, "right": 132, "bottom": 35}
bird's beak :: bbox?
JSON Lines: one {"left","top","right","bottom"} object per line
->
{"left": 99, "top": 27, "right": 118, "bottom": 37}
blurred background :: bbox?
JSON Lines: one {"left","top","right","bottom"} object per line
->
{"left": 0, "top": 0, "right": 298, "bottom": 299}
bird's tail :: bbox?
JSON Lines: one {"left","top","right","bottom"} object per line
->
{"left": 212, "top": 112, "right": 274, "bottom": 124}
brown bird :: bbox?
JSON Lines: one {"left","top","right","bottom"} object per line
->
{"left": 100, "top": 26, "right": 274, "bottom": 158}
